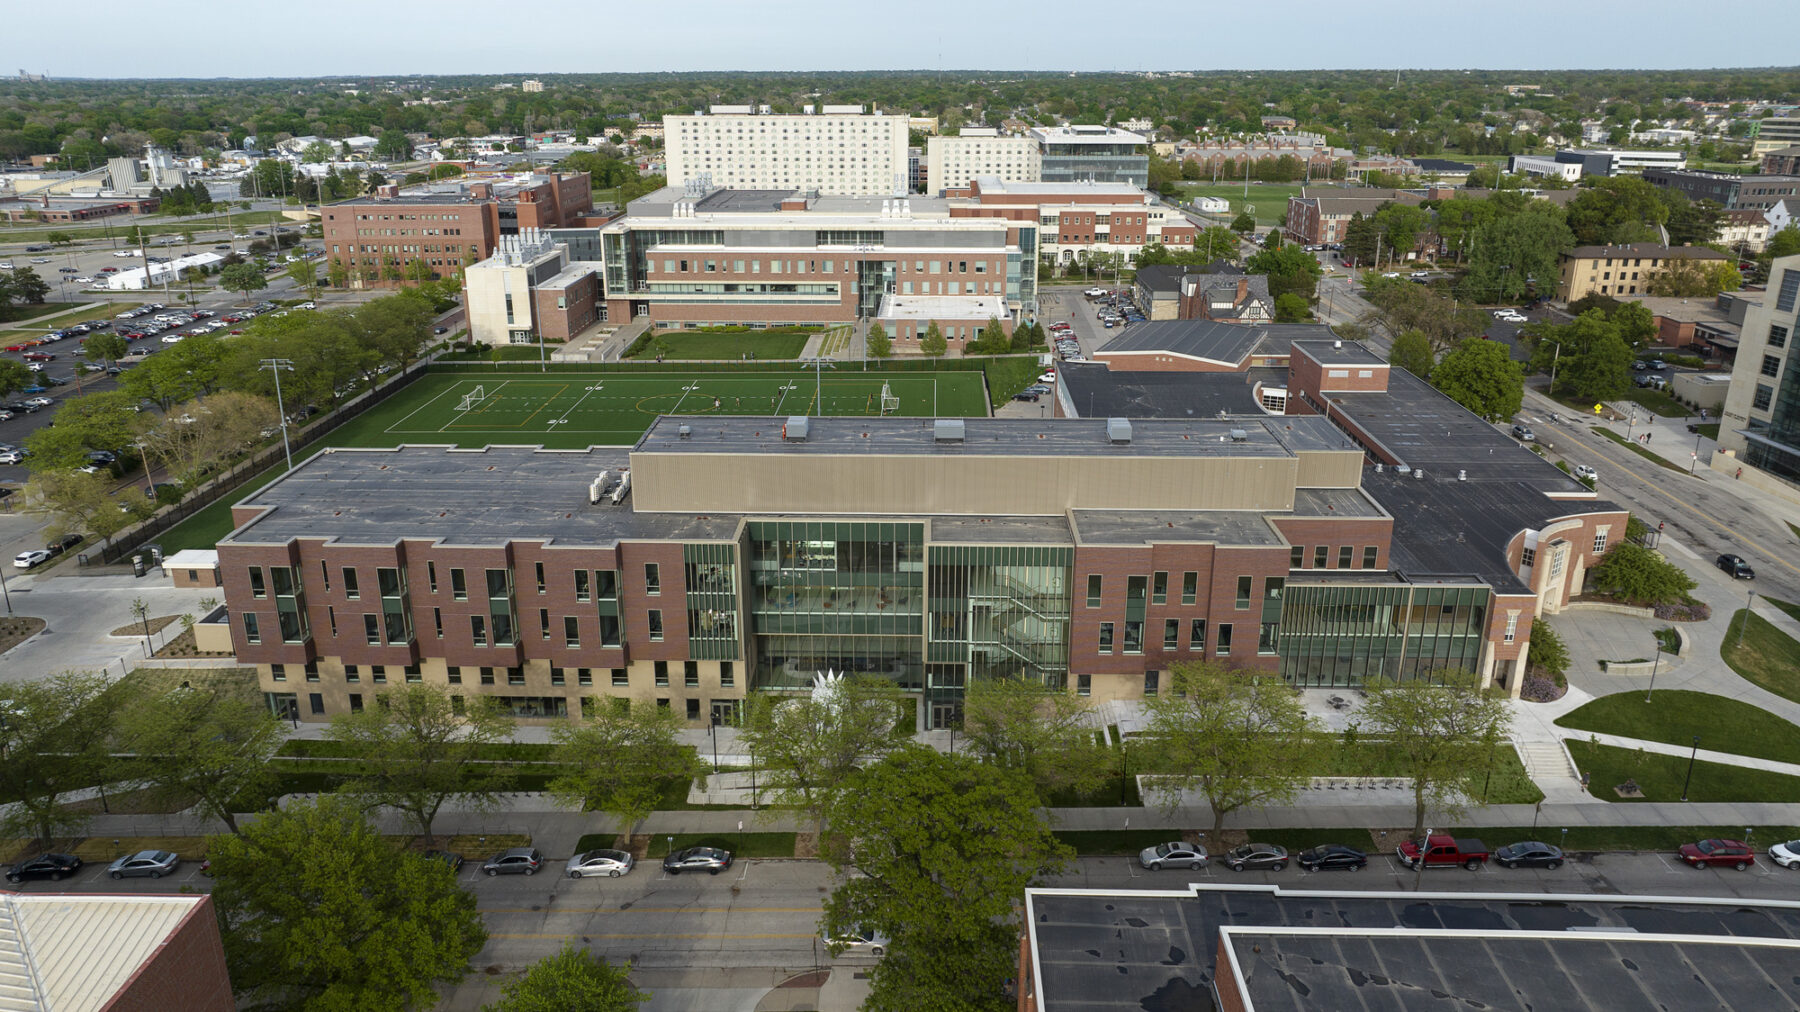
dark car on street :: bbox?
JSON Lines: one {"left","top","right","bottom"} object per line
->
{"left": 6, "top": 853, "right": 82, "bottom": 883}
{"left": 1716, "top": 554, "right": 1755, "bottom": 579}
{"left": 1297, "top": 844, "right": 1367, "bottom": 871}
{"left": 1221, "top": 843, "right": 1289, "bottom": 872}
{"left": 662, "top": 846, "right": 733, "bottom": 875}
{"left": 1495, "top": 841, "right": 1565, "bottom": 869}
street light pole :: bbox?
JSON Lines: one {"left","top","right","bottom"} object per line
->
{"left": 260, "top": 358, "right": 295, "bottom": 473}
{"left": 1738, "top": 589, "right": 1757, "bottom": 650}
{"left": 1682, "top": 735, "right": 1699, "bottom": 801}
{"left": 1644, "top": 645, "right": 1662, "bottom": 703}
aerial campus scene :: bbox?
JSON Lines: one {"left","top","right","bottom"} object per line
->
{"left": 5, "top": 2, "right": 1800, "bottom": 1009}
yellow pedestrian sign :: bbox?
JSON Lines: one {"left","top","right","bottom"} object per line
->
{"left": 1593, "top": 403, "right": 1603, "bottom": 414}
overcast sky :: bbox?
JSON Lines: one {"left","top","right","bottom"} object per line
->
{"left": 12, "top": 0, "right": 1798, "bottom": 78}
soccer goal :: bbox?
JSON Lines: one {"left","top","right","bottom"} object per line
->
{"left": 455, "top": 385, "right": 488, "bottom": 412}
{"left": 879, "top": 382, "right": 900, "bottom": 416}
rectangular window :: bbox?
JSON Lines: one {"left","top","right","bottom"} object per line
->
{"left": 1216, "top": 623, "right": 1234, "bottom": 656}
{"left": 270, "top": 663, "right": 286, "bottom": 682}
{"left": 1755, "top": 384, "right": 1774, "bottom": 410}
{"left": 645, "top": 563, "right": 660, "bottom": 594}
{"left": 350, "top": 693, "right": 364, "bottom": 713}
{"left": 720, "top": 661, "right": 734, "bottom": 687}
{"left": 1123, "top": 620, "right": 1143, "bottom": 654}
{"left": 371, "top": 666, "right": 386, "bottom": 685}
{"left": 611, "top": 667, "right": 627, "bottom": 686}
{"left": 1236, "top": 576, "right": 1253, "bottom": 609}
{"left": 1152, "top": 571, "right": 1167, "bottom": 605}
{"left": 534, "top": 562, "right": 545, "bottom": 593}
{"left": 363, "top": 613, "right": 380, "bottom": 645}
{"left": 507, "top": 667, "right": 525, "bottom": 686}
{"left": 1593, "top": 531, "right": 1608, "bottom": 553}
{"left": 1144, "top": 670, "right": 1159, "bottom": 696}
{"left": 655, "top": 661, "right": 669, "bottom": 687}
{"left": 451, "top": 568, "right": 467, "bottom": 601}
{"left": 1098, "top": 622, "right": 1115, "bottom": 654}
{"left": 1181, "top": 572, "right": 1197, "bottom": 605}
{"left": 551, "top": 667, "right": 565, "bottom": 686}
{"left": 243, "top": 613, "right": 260, "bottom": 644}
{"left": 1077, "top": 674, "right": 1091, "bottom": 697}
{"left": 1764, "top": 354, "right": 1782, "bottom": 378}
{"left": 480, "top": 667, "right": 495, "bottom": 685}
{"left": 471, "top": 615, "right": 487, "bottom": 646}
{"left": 598, "top": 614, "right": 621, "bottom": 647}
{"left": 446, "top": 666, "right": 459, "bottom": 685}
{"left": 1362, "top": 546, "right": 1379, "bottom": 570}
{"left": 432, "top": 608, "right": 443, "bottom": 639}
{"left": 1290, "top": 546, "right": 1304, "bottom": 568}
{"left": 1521, "top": 546, "right": 1537, "bottom": 567}
{"left": 596, "top": 570, "right": 618, "bottom": 600}
{"left": 309, "top": 693, "right": 324, "bottom": 715}
{"left": 427, "top": 561, "right": 437, "bottom": 592}
{"left": 1504, "top": 613, "right": 1519, "bottom": 644}
{"left": 405, "top": 664, "right": 421, "bottom": 684}
{"left": 564, "top": 616, "right": 580, "bottom": 647}
{"left": 1086, "top": 574, "right": 1102, "bottom": 608}
{"left": 1163, "top": 618, "right": 1180, "bottom": 650}
{"left": 1258, "top": 622, "right": 1278, "bottom": 655}
{"left": 1772, "top": 324, "right": 1789, "bottom": 349}
{"left": 342, "top": 567, "right": 360, "bottom": 599}
{"left": 1338, "top": 546, "right": 1354, "bottom": 569}
{"left": 249, "top": 567, "right": 266, "bottom": 598}
{"left": 647, "top": 610, "right": 664, "bottom": 641}
{"left": 684, "top": 660, "right": 699, "bottom": 687}
{"left": 574, "top": 570, "right": 590, "bottom": 601}
{"left": 1190, "top": 619, "right": 1207, "bottom": 651}
{"left": 539, "top": 608, "right": 551, "bottom": 640}
{"left": 1313, "top": 546, "right": 1328, "bottom": 568}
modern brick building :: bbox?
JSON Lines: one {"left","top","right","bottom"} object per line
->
{"left": 0, "top": 892, "right": 234, "bottom": 1012}
{"left": 322, "top": 172, "right": 591, "bottom": 287}
{"left": 1027, "top": 125, "right": 1149, "bottom": 187}
{"left": 1556, "top": 242, "right": 1731, "bottom": 301}
{"left": 1283, "top": 188, "right": 1426, "bottom": 246}
{"left": 1718, "top": 254, "right": 1800, "bottom": 490}
{"left": 462, "top": 231, "right": 602, "bottom": 346}
{"left": 215, "top": 336, "right": 1617, "bottom": 727}
{"left": 1642, "top": 168, "right": 1800, "bottom": 212}
{"left": 663, "top": 106, "right": 909, "bottom": 196}
{"left": 948, "top": 177, "right": 1197, "bottom": 271}
{"left": 1762, "top": 145, "right": 1800, "bottom": 175}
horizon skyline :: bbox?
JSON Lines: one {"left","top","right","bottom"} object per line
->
{"left": 8, "top": 0, "right": 1800, "bottom": 80}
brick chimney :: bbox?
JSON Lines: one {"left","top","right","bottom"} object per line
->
{"left": 1236, "top": 277, "right": 1249, "bottom": 303}
{"left": 469, "top": 182, "right": 492, "bottom": 199}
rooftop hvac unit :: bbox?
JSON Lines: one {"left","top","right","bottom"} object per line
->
{"left": 678, "top": 425, "right": 691, "bottom": 440}
{"left": 784, "top": 416, "right": 810, "bottom": 441}
{"left": 1106, "top": 418, "right": 1133, "bottom": 444}
{"left": 588, "top": 469, "right": 611, "bottom": 505}
{"left": 1457, "top": 469, "right": 1467, "bottom": 481}
{"left": 934, "top": 419, "right": 965, "bottom": 442}
{"left": 609, "top": 470, "right": 631, "bottom": 505}
{"left": 1413, "top": 468, "right": 1425, "bottom": 480}
{"left": 1229, "top": 428, "right": 1248, "bottom": 442}
{"left": 1395, "top": 464, "right": 1412, "bottom": 475}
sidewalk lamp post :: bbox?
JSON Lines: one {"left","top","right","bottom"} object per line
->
{"left": 1682, "top": 735, "right": 1700, "bottom": 801}
{"left": 1737, "top": 590, "right": 1757, "bottom": 650}
{"left": 1644, "top": 644, "right": 1663, "bottom": 703}
{"left": 1119, "top": 737, "right": 1130, "bottom": 805}
{"left": 131, "top": 597, "right": 153, "bottom": 655}
{"left": 1560, "top": 827, "right": 1568, "bottom": 853}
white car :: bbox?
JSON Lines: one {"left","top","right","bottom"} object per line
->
{"left": 23, "top": 397, "right": 53, "bottom": 409}
{"left": 13, "top": 549, "right": 51, "bottom": 569}
{"left": 74, "top": 277, "right": 94, "bottom": 284}
{"left": 823, "top": 927, "right": 890, "bottom": 958}
{"left": 1038, "top": 372, "right": 1056, "bottom": 384}
{"left": 1771, "top": 840, "right": 1800, "bottom": 869}
{"left": 564, "top": 849, "right": 635, "bottom": 878}
{"left": 1085, "top": 288, "right": 1106, "bottom": 297}
{"left": 161, "top": 334, "right": 186, "bottom": 344}
{"left": 1498, "top": 312, "right": 1527, "bottom": 324}
{"left": 1573, "top": 464, "right": 1597, "bottom": 481}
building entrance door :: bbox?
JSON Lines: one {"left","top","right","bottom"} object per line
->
{"left": 929, "top": 701, "right": 960, "bottom": 730}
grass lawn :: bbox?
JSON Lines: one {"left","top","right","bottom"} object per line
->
{"left": 1594, "top": 426, "right": 1687, "bottom": 472}
{"left": 1697, "top": 423, "right": 1721, "bottom": 440}
{"left": 1567, "top": 740, "right": 1800, "bottom": 803}
{"left": 1621, "top": 388, "right": 1690, "bottom": 418}
{"left": 0, "top": 301, "right": 142, "bottom": 342}
{"left": 1172, "top": 183, "right": 1306, "bottom": 225}
{"left": 628, "top": 329, "right": 811, "bottom": 361}
{"left": 1448, "top": 824, "right": 1800, "bottom": 852}
{"left": 1314, "top": 741, "right": 1543, "bottom": 805}
{"left": 982, "top": 354, "right": 1045, "bottom": 407}
{"left": 0, "top": 210, "right": 289, "bottom": 245}
{"left": 1556, "top": 689, "right": 1800, "bottom": 765}
{"left": 0, "top": 301, "right": 86, "bottom": 325}
{"left": 1053, "top": 830, "right": 1183, "bottom": 855}
{"left": 1721, "top": 609, "right": 1800, "bottom": 704}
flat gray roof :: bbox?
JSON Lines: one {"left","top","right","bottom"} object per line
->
{"left": 1291, "top": 486, "right": 1384, "bottom": 518}
{"left": 1100, "top": 321, "right": 1333, "bottom": 368}
{"left": 929, "top": 515, "right": 1072, "bottom": 545}
{"left": 1292, "top": 339, "right": 1387, "bottom": 367}
{"left": 634, "top": 415, "right": 1356, "bottom": 459}
{"left": 1071, "top": 510, "right": 1282, "bottom": 546}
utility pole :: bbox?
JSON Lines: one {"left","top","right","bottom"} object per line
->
{"left": 261, "top": 358, "right": 296, "bottom": 473}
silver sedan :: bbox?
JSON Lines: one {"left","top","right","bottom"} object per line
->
{"left": 565, "top": 849, "right": 635, "bottom": 878}
{"left": 108, "top": 850, "right": 180, "bottom": 879}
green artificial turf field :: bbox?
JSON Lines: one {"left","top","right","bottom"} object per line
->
{"left": 348, "top": 369, "right": 990, "bottom": 448}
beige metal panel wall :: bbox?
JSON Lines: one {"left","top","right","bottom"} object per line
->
{"left": 1292, "top": 450, "right": 1364, "bottom": 489}
{"left": 631, "top": 452, "right": 1299, "bottom": 515}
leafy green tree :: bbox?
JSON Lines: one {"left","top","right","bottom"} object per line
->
{"left": 920, "top": 321, "right": 947, "bottom": 357}
{"left": 0, "top": 359, "right": 30, "bottom": 397}
{"left": 1193, "top": 225, "right": 1240, "bottom": 262}
{"left": 1527, "top": 621, "right": 1570, "bottom": 679}
{"left": 1141, "top": 662, "right": 1319, "bottom": 838}
{"left": 327, "top": 257, "right": 350, "bottom": 289}
{"left": 1430, "top": 337, "right": 1524, "bottom": 421}
{"left": 959, "top": 676, "right": 1109, "bottom": 803}
{"left": 44, "top": 230, "right": 73, "bottom": 247}
{"left": 1360, "top": 275, "right": 1490, "bottom": 353}
{"left": 209, "top": 795, "right": 486, "bottom": 1011}
{"left": 1539, "top": 310, "right": 1633, "bottom": 401}
{"left": 1, "top": 267, "right": 51, "bottom": 307}
{"left": 1372, "top": 201, "right": 1431, "bottom": 259}
{"left": 1359, "top": 671, "right": 1513, "bottom": 840}
{"left": 1761, "top": 225, "right": 1800, "bottom": 267}
{"left": 326, "top": 684, "right": 516, "bottom": 846}
{"left": 484, "top": 943, "right": 648, "bottom": 1012}
{"left": 0, "top": 672, "right": 127, "bottom": 847}
{"left": 1389, "top": 328, "right": 1435, "bottom": 377}
{"left": 354, "top": 290, "right": 435, "bottom": 369}
{"left": 1609, "top": 300, "right": 1658, "bottom": 349}
{"left": 1566, "top": 176, "right": 1671, "bottom": 246}
{"left": 285, "top": 258, "right": 320, "bottom": 296}
{"left": 1229, "top": 210, "right": 1256, "bottom": 235}
{"left": 1646, "top": 257, "right": 1741, "bottom": 297}
{"left": 121, "top": 332, "right": 230, "bottom": 407}
{"left": 548, "top": 701, "right": 701, "bottom": 831}
{"left": 821, "top": 745, "right": 1071, "bottom": 1012}
{"left": 121, "top": 681, "right": 284, "bottom": 833}
{"left": 1341, "top": 212, "right": 1379, "bottom": 266}
{"left": 739, "top": 676, "right": 906, "bottom": 830}
{"left": 220, "top": 261, "right": 268, "bottom": 305}
{"left": 1462, "top": 207, "right": 1574, "bottom": 303}
{"left": 1665, "top": 198, "right": 1725, "bottom": 247}
{"left": 1245, "top": 241, "right": 1323, "bottom": 300}
{"left": 866, "top": 321, "right": 890, "bottom": 358}
{"left": 1589, "top": 542, "right": 1697, "bottom": 605}
{"left": 83, "top": 331, "right": 130, "bottom": 367}
{"left": 1273, "top": 291, "right": 1311, "bottom": 322}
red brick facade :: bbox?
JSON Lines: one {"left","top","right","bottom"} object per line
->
{"left": 99, "top": 895, "right": 235, "bottom": 1012}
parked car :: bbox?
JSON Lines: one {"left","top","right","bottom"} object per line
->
{"left": 1679, "top": 838, "right": 1754, "bottom": 870}
{"left": 5, "top": 853, "right": 82, "bottom": 883}
{"left": 45, "top": 533, "right": 84, "bottom": 556}
{"left": 824, "top": 927, "right": 890, "bottom": 957}
{"left": 1138, "top": 842, "right": 1208, "bottom": 870}
{"left": 13, "top": 549, "right": 51, "bottom": 569}
{"left": 1495, "top": 841, "right": 1565, "bottom": 869}
{"left": 1572, "top": 464, "right": 1597, "bottom": 482}
{"left": 421, "top": 850, "right": 465, "bottom": 873}
{"left": 1397, "top": 834, "right": 1490, "bottom": 870}
{"left": 1037, "top": 372, "right": 1056, "bottom": 384}
{"left": 662, "top": 846, "right": 733, "bottom": 875}
{"left": 481, "top": 847, "right": 545, "bottom": 876}
{"left": 1716, "top": 554, "right": 1755, "bottom": 580}
{"left": 1297, "top": 844, "right": 1367, "bottom": 871}
{"left": 0, "top": 448, "right": 31, "bottom": 465}
{"left": 108, "top": 849, "right": 179, "bottom": 879}
{"left": 1221, "top": 843, "right": 1289, "bottom": 872}
{"left": 565, "top": 849, "right": 635, "bottom": 878}
{"left": 1768, "top": 840, "right": 1800, "bottom": 869}
{"left": 1511, "top": 424, "right": 1534, "bottom": 442}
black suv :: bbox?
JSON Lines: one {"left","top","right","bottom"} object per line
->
{"left": 45, "top": 533, "right": 84, "bottom": 556}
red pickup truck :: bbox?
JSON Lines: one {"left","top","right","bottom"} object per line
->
{"left": 1397, "top": 834, "right": 1491, "bottom": 870}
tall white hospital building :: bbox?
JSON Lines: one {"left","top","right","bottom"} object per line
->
{"left": 662, "top": 105, "right": 909, "bottom": 196}
{"left": 926, "top": 128, "right": 1041, "bottom": 195}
